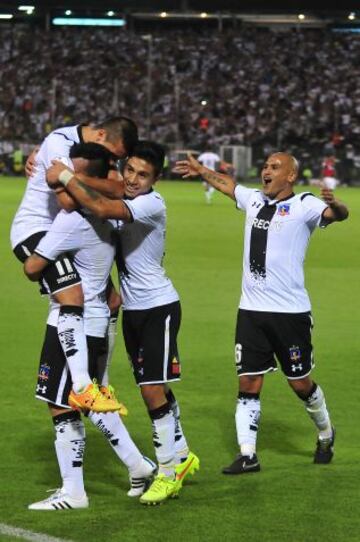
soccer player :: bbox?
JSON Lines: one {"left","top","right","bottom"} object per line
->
{"left": 11, "top": 117, "right": 138, "bottom": 411}
{"left": 24, "top": 143, "right": 156, "bottom": 510}
{"left": 175, "top": 152, "right": 348, "bottom": 473}
{"left": 197, "top": 149, "right": 221, "bottom": 204}
{"left": 45, "top": 141, "right": 200, "bottom": 505}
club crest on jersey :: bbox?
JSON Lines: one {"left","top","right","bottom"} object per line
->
{"left": 289, "top": 346, "right": 301, "bottom": 362}
{"left": 38, "top": 363, "right": 50, "bottom": 381}
{"left": 277, "top": 203, "right": 290, "bottom": 216}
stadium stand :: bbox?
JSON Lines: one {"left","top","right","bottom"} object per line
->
{"left": 1, "top": 25, "right": 360, "bottom": 181}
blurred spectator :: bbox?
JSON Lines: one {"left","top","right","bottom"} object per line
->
{"left": 0, "top": 25, "right": 360, "bottom": 182}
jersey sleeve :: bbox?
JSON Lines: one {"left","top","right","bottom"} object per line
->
{"left": 123, "top": 193, "right": 164, "bottom": 225}
{"left": 34, "top": 211, "right": 83, "bottom": 261}
{"left": 234, "top": 184, "right": 256, "bottom": 211}
{"left": 38, "top": 133, "right": 74, "bottom": 169}
{"left": 300, "top": 193, "right": 328, "bottom": 230}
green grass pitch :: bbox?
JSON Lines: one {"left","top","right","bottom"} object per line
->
{"left": 0, "top": 177, "right": 359, "bottom": 542}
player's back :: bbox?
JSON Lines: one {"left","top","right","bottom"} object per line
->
{"left": 10, "top": 125, "right": 80, "bottom": 248}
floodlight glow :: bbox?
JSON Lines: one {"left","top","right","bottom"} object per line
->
{"left": 298, "top": 14, "right": 305, "bottom": 20}
{"left": 0, "top": 13, "right": 13, "bottom": 19}
{"left": 201, "top": 100, "right": 207, "bottom": 106}
{"left": 65, "top": 10, "right": 72, "bottom": 16}
{"left": 107, "top": 11, "right": 114, "bottom": 16}
{"left": 349, "top": 12, "right": 356, "bottom": 20}
{"left": 52, "top": 17, "right": 126, "bottom": 27}
{"left": 200, "top": 12, "right": 208, "bottom": 18}
{"left": 160, "top": 12, "right": 167, "bottom": 18}
{"left": 18, "top": 5, "right": 34, "bottom": 10}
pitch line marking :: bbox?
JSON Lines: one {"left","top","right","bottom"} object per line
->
{"left": 0, "top": 523, "right": 75, "bottom": 542}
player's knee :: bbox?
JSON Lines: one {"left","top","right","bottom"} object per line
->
{"left": 23, "top": 258, "right": 41, "bottom": 281}
{"left": 288, "top": 376, "right": 314, "bottom": 399}
{"left": 141, "top": 384, "right": 167, "bottom": 410}
{"left": 239, "top": 375, "right": 263, "bottom": 394}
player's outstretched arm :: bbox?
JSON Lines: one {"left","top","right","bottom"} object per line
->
{"left": 46, "top": 161, "right": 132, "bottom": 221}
{"left": 321, "top": 187, "right": 349, "bottom": 223}
{"left": 174, "top": 154, "right": 236, "bottom": 199}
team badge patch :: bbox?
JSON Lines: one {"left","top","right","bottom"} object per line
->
{"left": 277, "top": 203, "right": 290, "bottom": 216}
{"left": 289, "top": 346, "right": 301, "bottom": 362}
{"left": 171, "top": 356, "right": 181, "bottom": 375}
{"left": 38, "top": 363, "right": 50, "bottom": 381}
{"left": 137, "top": 348, "right": 144, "bottom": 364}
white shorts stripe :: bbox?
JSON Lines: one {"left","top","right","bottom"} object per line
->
{"left": 21, "top": 244, "right": 31, "bottom": 257}
{"left": 163, "top": 314, "right": 171, "bottom": 381}
{"left": 0, "top": 522, "right": 75, "bottom": 542}
{"left": 55, "top": 364, "right": 70, "bottom": 406}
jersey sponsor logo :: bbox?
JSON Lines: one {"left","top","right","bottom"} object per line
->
{"left": 38, "top": 363, "right": 50, "bottom": 381}
{"left": 252, "top": 217, "right": 271, "bottom": 230}
{"left": 277, "top": 203, "right": 290, "bottom": 216}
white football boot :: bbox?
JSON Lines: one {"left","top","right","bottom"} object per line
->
{"left": 127, "top": 456, "right": 157, "bottom": 497}
{"left": 28, "top": 488, "right": 89, "bottom": 511}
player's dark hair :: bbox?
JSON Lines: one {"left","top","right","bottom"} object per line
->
{"left": 95, "top": 116, "right": 138, "bottom": 155}
{"left": 70, "top": 142, "right": 113, "bottom": 178}
{"left": 129, "top": 140, "right": 165, "bottom": 177}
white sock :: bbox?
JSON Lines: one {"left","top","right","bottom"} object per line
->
{"left": 53, "top": 412, "right": 86, "bottom": 499}
{"left": 101, "top": 312, "right": 119, "bottom": 387}
{"left": 57, "top": 305, "right": 91, "bottom": 393}
{"left": 235, "top": 393, "right": 261, "bottom": 458}
{"left": 304, "top": 384, "right": 332, "bottom": 439}
{"left": 150, "top": 404, "right": 176, "bottom": 478}
{"left": 88, "top": 411, "right": 143, "bottom": 470}
{"left": 166, "top": 389, "right": 189, "bottom": 463}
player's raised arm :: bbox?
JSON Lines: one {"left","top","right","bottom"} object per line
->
{"left": 320, "top": 186, "right": 349, "bottom": 223}
{"left": 174, "top": 154, "right": 236, "bottom": 199}
{"left": 46, "top": 161, "right": 132, "bottom": 221}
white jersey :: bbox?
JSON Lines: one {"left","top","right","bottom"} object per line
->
{"left": 198, "top": 152, "right": 220, "bottom": 171}
{"left": 35, "top": 209, "right": 115, "bottom": 337}
{"left": 10, "top": 125, "right": 81, "bottom": 248}
{"left": 114, "top": 190, "right": 179, "bottom": 311}
{"left": 234, "top": 185, "right": 328, "bottom": 313}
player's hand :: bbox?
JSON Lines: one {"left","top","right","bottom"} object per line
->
{"left": 25, "top": 146, "right": 39, "bottom": 178}
{"left": 320, "top": 186, "right": 335, "bottom": 205}
{"left": 46, "top": 160, "right": 73, "bottom": 187}
{"left": 174, "top": 154, "right": 204, "bottom": 178}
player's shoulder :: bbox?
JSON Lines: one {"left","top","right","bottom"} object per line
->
{"left": 44, "top": 125, "right": 79, "bottom": 145}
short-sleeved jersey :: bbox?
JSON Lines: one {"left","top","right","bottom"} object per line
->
{"left": 198, "top": 152, "right": 220, "bottom": 171}
{"left": 234, "top": 185, "right": 328, "bottom": 313}
{"left": 113, "top": 190, "right": 179, "bottom": 311}
{"left": 35, "top": 209, "right": 114, "bottom": 336}
{"left": 10, "top": 125, "right": 81, "bottom": 248}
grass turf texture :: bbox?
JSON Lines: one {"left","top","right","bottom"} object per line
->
{"left": 0, "top": 177, "right": 359, "bottom": 542}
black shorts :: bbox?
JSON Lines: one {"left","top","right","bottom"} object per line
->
{"left": 122, "top": 301, "right": 181, "bottom": 386}
{"left": 35, "top": 325, "right": 107, "bottom": 408}
{"left": 235, "top": 309, "right": 314, "bottom": 380}
{"left": 13, "top": 232, "right": 81, "bottom": 295}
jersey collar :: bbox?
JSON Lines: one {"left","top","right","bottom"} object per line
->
{"left": 263, "top": 192, "right": 295, "bottom": 206}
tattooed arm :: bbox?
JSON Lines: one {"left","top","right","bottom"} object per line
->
{"left": 174, "top": 154, "right": 236, "bottom": 199}
{"left": 46, "top": 161, "right": 132, "bottom": 221}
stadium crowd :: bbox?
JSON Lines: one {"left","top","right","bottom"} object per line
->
{"left": 1, "top": 24, "right": 360, "bottom": 180}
